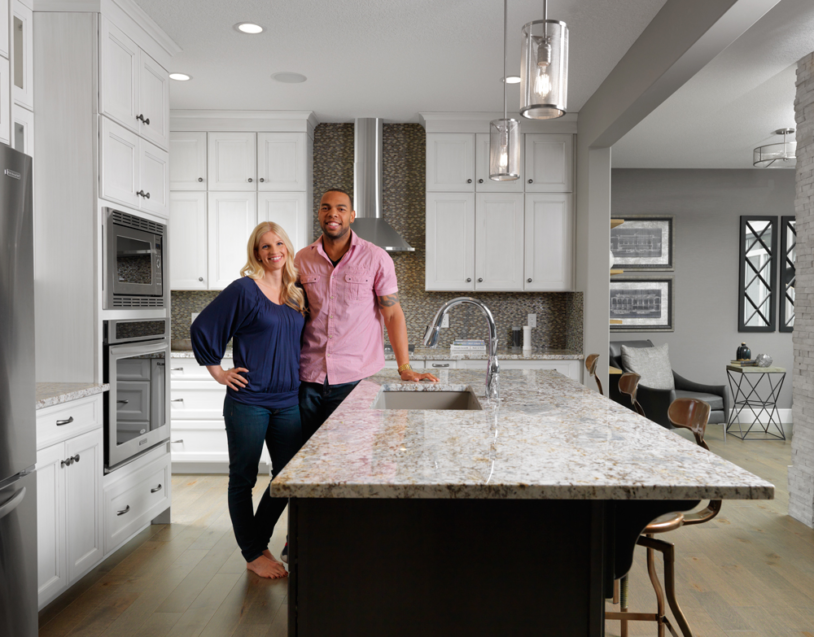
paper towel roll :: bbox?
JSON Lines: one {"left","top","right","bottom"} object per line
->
{"left": 523, "top": 325, "right": 533, "bottom": 351}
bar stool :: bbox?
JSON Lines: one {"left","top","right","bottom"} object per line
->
{"left": 606, "top": 397, "right": 722, "bottom": 637}
{"left": 618, "top": 372, "right": 645, "bottom": 417}
{"left": 585, "top": 354, "right": 603, "bottom": 395}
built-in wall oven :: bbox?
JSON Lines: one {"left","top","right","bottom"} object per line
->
{"left": 104, "top": 208, "right": 166, "bottom": 309}
{"left": 103, "top": 319, "right": 170, "bottom": 472}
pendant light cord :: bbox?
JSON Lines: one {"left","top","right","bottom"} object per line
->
{"left": 503, "top": 0, "right": 507, "bottom": 120}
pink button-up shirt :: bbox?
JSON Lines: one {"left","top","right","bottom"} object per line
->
{"left": 295, "top": 232, "right": 399, "bottom": 385}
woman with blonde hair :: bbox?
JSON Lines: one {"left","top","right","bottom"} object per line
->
{"left": 191, "top": 221, "right": 306, "bottom": 579}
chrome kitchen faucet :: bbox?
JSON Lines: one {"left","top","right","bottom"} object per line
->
{"left": 423, "top": 297, "right": 499, "bottom": 401}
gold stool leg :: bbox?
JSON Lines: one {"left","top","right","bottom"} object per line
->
{"left": 661, "top": 541, "right": 693, "bottom": 637}
{"left": 645, "top": 535, "right": 666, "bottom": 637}
{"left": 620, "top": 573, "right": 629, "bottom": 637}
{"left": 613, "top": 578, "right": 619, "bottom": 605}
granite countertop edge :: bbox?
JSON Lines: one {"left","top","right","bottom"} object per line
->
{"left": 171, "top": 348, "right": 585, "bottom": 361}
{"left": 36, "top": 382, "right": 111, "bottom": 410}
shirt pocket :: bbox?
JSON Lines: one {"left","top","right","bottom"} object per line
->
{"left": 343, "top": 272, "right": 373, "bottom": 303}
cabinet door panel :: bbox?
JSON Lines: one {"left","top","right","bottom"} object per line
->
{"left": 208, "top": 192, "right": 257, "bottom": 289}
{"left": 475, "top": 133, "right": 524, "bottom": 192}
{"left": 475, "top": 193, "right": 524, "bottom": 291}
{"left": 0, "top": 0, "right": 8, "bottom": 58}
{"left": 257, "top": 191, "right": 310, "bottom": 254}
{"left": 425, "top": 193, "right": 475, "bottom": 291}
{"left": 0, "top": 57, "right": 9, "bottom": 146}
{"left": 426, "top": 134, "right": 475, "bottom": 192}
{"left": 12, "top": 0, "right": 33, "bottom": 110}
{"left": 208, "top": 133, "right": 256, "bottom": 191}
{"left": 170, "top": 132, "right": 207, "bottom": 190}
{"left": 100, "top": 18, "right": 139, "bottom": 133}
{"left": 37, "top": 443, "right": 67, "bottom": 609}
{"left": 65, "top": 429, "right": 103, "bottom": 583}
{"left": 257, "top": 133, "right": 307, "bottom": 191}
{"left": 525, "top": 134, "right": 573, "bottom": 192}
{"left": 100, "top": 117, "right": 140, "bottom": 209}
{"left": 12, "top": 103, "right": 33, "bottom": 157}
{"left": 139, "top": 139, "right": 169, "bottom": 216}
{"left": 170, "top": 192, "right": 208, "bottom": 290}
{"left": 524, "top": 193, "right": 573, "bottom": 291}
{"left": 138, "top": 51, "right": 170, "bottom": 150}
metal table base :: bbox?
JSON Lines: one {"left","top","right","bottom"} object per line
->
{"left": 726, "top": 365, "right": 786, "bottom": 440}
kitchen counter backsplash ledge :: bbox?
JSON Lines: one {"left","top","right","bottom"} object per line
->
{"left": 171, "top": 348, "right": 584, "bottom": 361}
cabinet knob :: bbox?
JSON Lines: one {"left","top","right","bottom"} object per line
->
{"left": 259, "top": 178, "right": 265, "bottom": 182}
{"left": 527, "top": 278, "right": 532, "bottom": 283}
{"left": 198, "top": 177, "right": 204, "bottom": 182}
{"left": 478, "top": 179, "right": 483, "bottom": 183}
{"left": 467, "top": 179, "right": 472, "bottom": 183}
{"left": 137, "top": 189, "right": 150, "bottom": 199}
{"left": 198, "top": 277, "right": 204, "bottom": 282}
{"left": 72, "top": 454, "right": 80, "bottom": 463}
{"left": 248, "top": 178, "right": 253, "bottom": 183}
{"left": 145, "top": 192, "right": 151, "bottom": 199}
{"left": 60, "top": 459, "right": 70, "bottom": 468}
{"left": 136, "top": 114, "right": 150, "bottom": 126}
{"left": 478, "top": 278, "right": 483, "bottom": 283}
{"left": 117, "top": 505, "right": 131, "bottom": 516}
{"left": 528, "top": 179, "right": 533, "bottom": 183}
{"left": 466, "top": 278, "right": 472, "bottom": 283}
{"left": 56, "top": 416, "right": 74, "bottom": 426}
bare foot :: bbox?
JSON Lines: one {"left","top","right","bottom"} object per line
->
{"left": 246, "top": 554, "right": 287, "bottom": 579}
{"left": 261, "top": 548, "right": 283, "bottom": 564}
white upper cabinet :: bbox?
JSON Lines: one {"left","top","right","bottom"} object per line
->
{"left": 12, "top": 0, "right": 32, "bottom": 110}
{"left": 425, "top": 192, "right": 475, "bottom": 291}
{"left": 525, "top": 133, "right": 573, "bottom": 192}
{"left": 169, "top": 191, "right": 207, "bottom": 290}
{"left": 100, "top": 19, "right": 139, "bottom": 133}
{"left": 0, "top": 57, "right": 9, "bottom": 146}
{"left": 100, "top": 116, "right": 140, "bottom": 209}
{"left": 426, "top": 133, "right": 475, "bottom": 192}
{"left": 138, "top": 52, "right": 170, "bottom": 150}
{"left": 475, "top": 193, "right": 524, "bottom": 291}
{"left": 0, "top": 0, "right": 9, "bottom": 60}
{"left": 257, "top": 191, "right": 310, "bottom": 254}
{"left": 139, "top": 139, "right": 169, "bottom": 216}
{"left": 208, "top": 132, "right": 256, "bottom": 191}
{"left": 475, "top": 133, "right": 524, "bottom": 192}
{"left": 170, "top": 132, "right": 207, "bottom": 190}
{"left": 524, "top": 193, "right": 573, "bottom": 291}
{"left": 257, "top": 133, "right": 307, "bottom": 191}
{"left": 208, "top": 192, "right": 257, "bottom": 289}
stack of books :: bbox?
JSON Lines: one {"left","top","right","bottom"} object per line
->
{"left": 731, "top": 359, "right": 757, "bottom": 366}
{"left": 451, "top": 339, "right": 487, "bottom": 352}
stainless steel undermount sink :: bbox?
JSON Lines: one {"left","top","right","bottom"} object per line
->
{"left": 372, "top": 389, "right": 482, "bottom": 411}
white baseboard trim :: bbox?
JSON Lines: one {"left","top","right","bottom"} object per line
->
{"left": 171, "top": 461, "right": 272, "bottom": 475}
{"left": 725, "top": 408, "right": 793, "bottom": 437}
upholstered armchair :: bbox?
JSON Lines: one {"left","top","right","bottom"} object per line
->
{"left": 608, "top": 340, "right": 730, "bottom": 432}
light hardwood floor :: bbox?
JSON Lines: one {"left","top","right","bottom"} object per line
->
{"left": 39, "top": 426, "right": 814, "bottom": 636}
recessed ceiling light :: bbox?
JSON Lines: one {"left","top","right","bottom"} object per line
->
{"left": 272, "top": 72, "right": 307, "bottom": 83}
{"left": 169, "top": 73, "right": 191, "bottom": 81}
{"left": 503, "top": 76, "right": 520, "bottom": 84}
{"left": 235, "top": 22, "right": 264, "bottom": 34}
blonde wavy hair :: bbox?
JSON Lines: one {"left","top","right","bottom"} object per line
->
{"left": 241, "top": 222, "right": 306, "bottom": 316}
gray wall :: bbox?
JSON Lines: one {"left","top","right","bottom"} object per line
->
{"left": 611, "top": 169, "right": 795, "bottom": 409}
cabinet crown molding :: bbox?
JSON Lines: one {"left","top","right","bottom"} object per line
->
{"left": 171, "top": 110, "right": 319, "bottom": 136}
{"left": 419, "top": 111, "right": 578, "bottom": 134}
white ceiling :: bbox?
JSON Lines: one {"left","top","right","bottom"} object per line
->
{"left": 136, "top": 0, "right": 668, "bottom": 123}
{"left": 613, "top": 0, "right": 814, "bottom": 169}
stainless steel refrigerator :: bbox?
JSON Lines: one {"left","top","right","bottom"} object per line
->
{"left": 0, "top": 144, "right": 37, "bottom": 636}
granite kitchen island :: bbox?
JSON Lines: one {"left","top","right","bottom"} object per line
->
{"left": 271, "top": 370, "right": 774, "bottom": 637}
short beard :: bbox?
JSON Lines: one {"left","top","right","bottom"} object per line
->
{"left": 322, "top": 223, "right": 350, "bottom": 240}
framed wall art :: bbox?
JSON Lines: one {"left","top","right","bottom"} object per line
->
{"left": 611, "top": 215, "right": 674, "bottom": 271}
{"left": 610, "top": 276, "right": 674, "bottom": 332}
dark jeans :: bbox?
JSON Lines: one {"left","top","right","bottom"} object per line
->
{"left": 223, "top": 395, "right": 302, "bottom": 563}
{"left": 299, "top": 378, "right": 360, "bottom": 442}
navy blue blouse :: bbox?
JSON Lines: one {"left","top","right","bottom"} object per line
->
{"left": 191, "top": 276, "right": 305, "bottom": 409}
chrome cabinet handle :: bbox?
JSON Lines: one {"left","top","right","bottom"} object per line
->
{"left": 72, "top": 454, "right": 80, "bottom": 463}
{"left": 198, "top": 177, "right": 204, "bottom": 182}
{"left": 151, "top": 484, "right": 162, "bottom": 493}
{"left": 478, "top": 179, "right": 483, "bottom": 183}
{"left": 478, "top": 278, "right": 483, "bottom": 282}
{"left": 56, "top": 416, "right": 74, "bottom": 426}
{"left": 527, "top": 278, "right": 532, "bottom": 283}
{"left": 248, "top": 178, "right": 253, "bottom": 183}
{"left": 137, "top": 190, "right": 146, "bottom": 198}
{"left": 198, "top": 277, "right": 204, "bottom": 282}
{"left": 136, "top": 114, "right": 150, "bottom": 125}
{"left": 145, "top": 192, "right": 150, "bottom": 199}
{"left": 171, "top": 367, "right": 183, "bottom": 371}
{"left": 171, "top": 439, "right": 184, "bottom": 443}
{"left": 117, "top": 399, "right": 129, "bottom": 405}
{"left": 259, "top": 177, "right": 265, "bottom": 182}
{"left": 432, "top": 363, "right": 450, "bottom": 368}
{"left": 171, "top": 398, "right": 184, "bottom": 402}
{"left": 60, "top": 459, "right": 70, "bottom": 468}
{"left": 467, "top": 179, "right": 472, "bottom": 183}
{"left": 466, "top": 278, "right": 471, "bottom": 283}
{"left": 117, "top": 505, "right": 131, "bottom": 516}
{"left": 528, "top": 179, "right": 533, "bottom": 183}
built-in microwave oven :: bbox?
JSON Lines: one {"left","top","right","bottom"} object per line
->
{"left": 104, "top": 208, "right": 166, "bottom": 309}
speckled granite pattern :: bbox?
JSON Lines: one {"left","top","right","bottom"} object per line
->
{"left": 171, "top": 348, "right": 583, "bottom": 361}
{"left": 270, "top": 369, "right": 774, "bottom": 501}
{"left": 171, "top": 124, "right": 583, "bottom": 352}
{"left": 36, "top": 383, "right": 110, "bottom": 409}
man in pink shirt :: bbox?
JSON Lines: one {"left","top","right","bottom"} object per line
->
{"left": 295, "top": 188, "right": 438, "bottom": 442}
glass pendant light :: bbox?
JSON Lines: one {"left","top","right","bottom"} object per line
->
{"left": 753, "top": 128, "right": 796, "bottom": 168}
{"left": 520, "top": 0, "right": 568, "bottom": 120}
{"left": 490, "top": 0, "right": 520, "bottom": 181}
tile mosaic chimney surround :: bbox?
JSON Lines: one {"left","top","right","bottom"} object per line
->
{"left": 172, "top": 124, "right": 583, "bottom": 351}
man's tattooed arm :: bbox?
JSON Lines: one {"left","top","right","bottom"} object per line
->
{"left": 377, "top": 293, "right": 400, "bottom": 308}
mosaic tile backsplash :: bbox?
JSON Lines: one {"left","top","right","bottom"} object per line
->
{"left": 172, "top": 124, "right": 583, "bottom": 352}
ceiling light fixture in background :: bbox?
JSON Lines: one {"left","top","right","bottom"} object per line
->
{"left": 520, "top": 0, "right": 568, "bottom": 119}
{"left": 272, "top": 72, "right": 307, "bottom": 83}
{"left": 490, "top": 0, "right": 520, "bottom": 181}
{"left": 753, "top": 128, "right": 797, "bottom": 168}
{"left": 169, "top": 73, "right": 191, "bottom": 81}
{"left": 234, "top": 22, "right": 264, "bottom": 34}
{"left": 503, "top": 75, "right": 520, "bottom": 84}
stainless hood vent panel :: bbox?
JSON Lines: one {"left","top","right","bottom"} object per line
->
{"left": 352, "top": 118, "right": 414, "bottom": 252}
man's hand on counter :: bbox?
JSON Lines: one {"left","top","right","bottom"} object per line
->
{"left": 399, "top": 368, "right": 440, "bottom": 383}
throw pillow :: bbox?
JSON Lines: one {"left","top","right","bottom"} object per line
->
{"left": 621, "top": 343, "right": 675, "bottom": 390}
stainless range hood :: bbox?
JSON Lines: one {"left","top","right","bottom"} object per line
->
{"left": 352, "top": 118, "right": 414, "bottom": 252}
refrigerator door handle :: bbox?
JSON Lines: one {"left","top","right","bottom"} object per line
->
{"left": 0, "top": 486, "right": 25, "bottom": 520}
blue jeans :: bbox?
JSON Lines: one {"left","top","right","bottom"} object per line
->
{"left": 299, "top": 379, "right": 360, "bottom": 443}
{"left": 223, "top": 396, "right": 302, "bottom": 562}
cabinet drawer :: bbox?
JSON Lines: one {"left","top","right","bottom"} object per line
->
{"left": 170, "top": 381, "right": 226, "bottom": 419}
{"left": 37, "top": 395, "right": 102, "bottom": 450}
{"left": 104, "top": 453, "right": 170, "bottom": 553}
{"left": 423, "top": 359, "right": 458, "bottom": 370}
{"left": 169, "top": 358, "right": 213, "bottom": 380}
{"left": 169, "top": 422, "right": 229, "bottom": 465}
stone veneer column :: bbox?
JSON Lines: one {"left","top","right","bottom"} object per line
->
{"left": 790, "top": 52, "right": 814, "bottom": 528}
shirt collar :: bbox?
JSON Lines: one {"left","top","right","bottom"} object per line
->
{"left": 312, "top": 230, "right": 359, "bottom": 260}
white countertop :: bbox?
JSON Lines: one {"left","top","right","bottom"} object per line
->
{"left": 270, "top": 369, "right": 774, "bottom": 501}
{"left": 36, "top": 382, "right": 110, "bottom": 410}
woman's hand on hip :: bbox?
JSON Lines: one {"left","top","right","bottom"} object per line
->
{"left": 208, "top": 365, "right": 249, "bottom": 390}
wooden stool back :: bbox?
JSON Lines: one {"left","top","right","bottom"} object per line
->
{"left": 618, "top": 372, "right": 645, "bottom": 417}
{"left": 668, "top": 397, "right": 712, "bottom": 451}
{"left": 585, "top": 354, "right": 603, "bottom": 395}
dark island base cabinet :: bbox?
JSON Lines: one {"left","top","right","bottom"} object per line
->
{"left": 288, "top": 497, "right": 699, "bottom": 637}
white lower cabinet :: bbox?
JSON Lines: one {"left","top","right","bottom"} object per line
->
{"left": 37, "top": 427, "right": 103, "bottom": 610}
